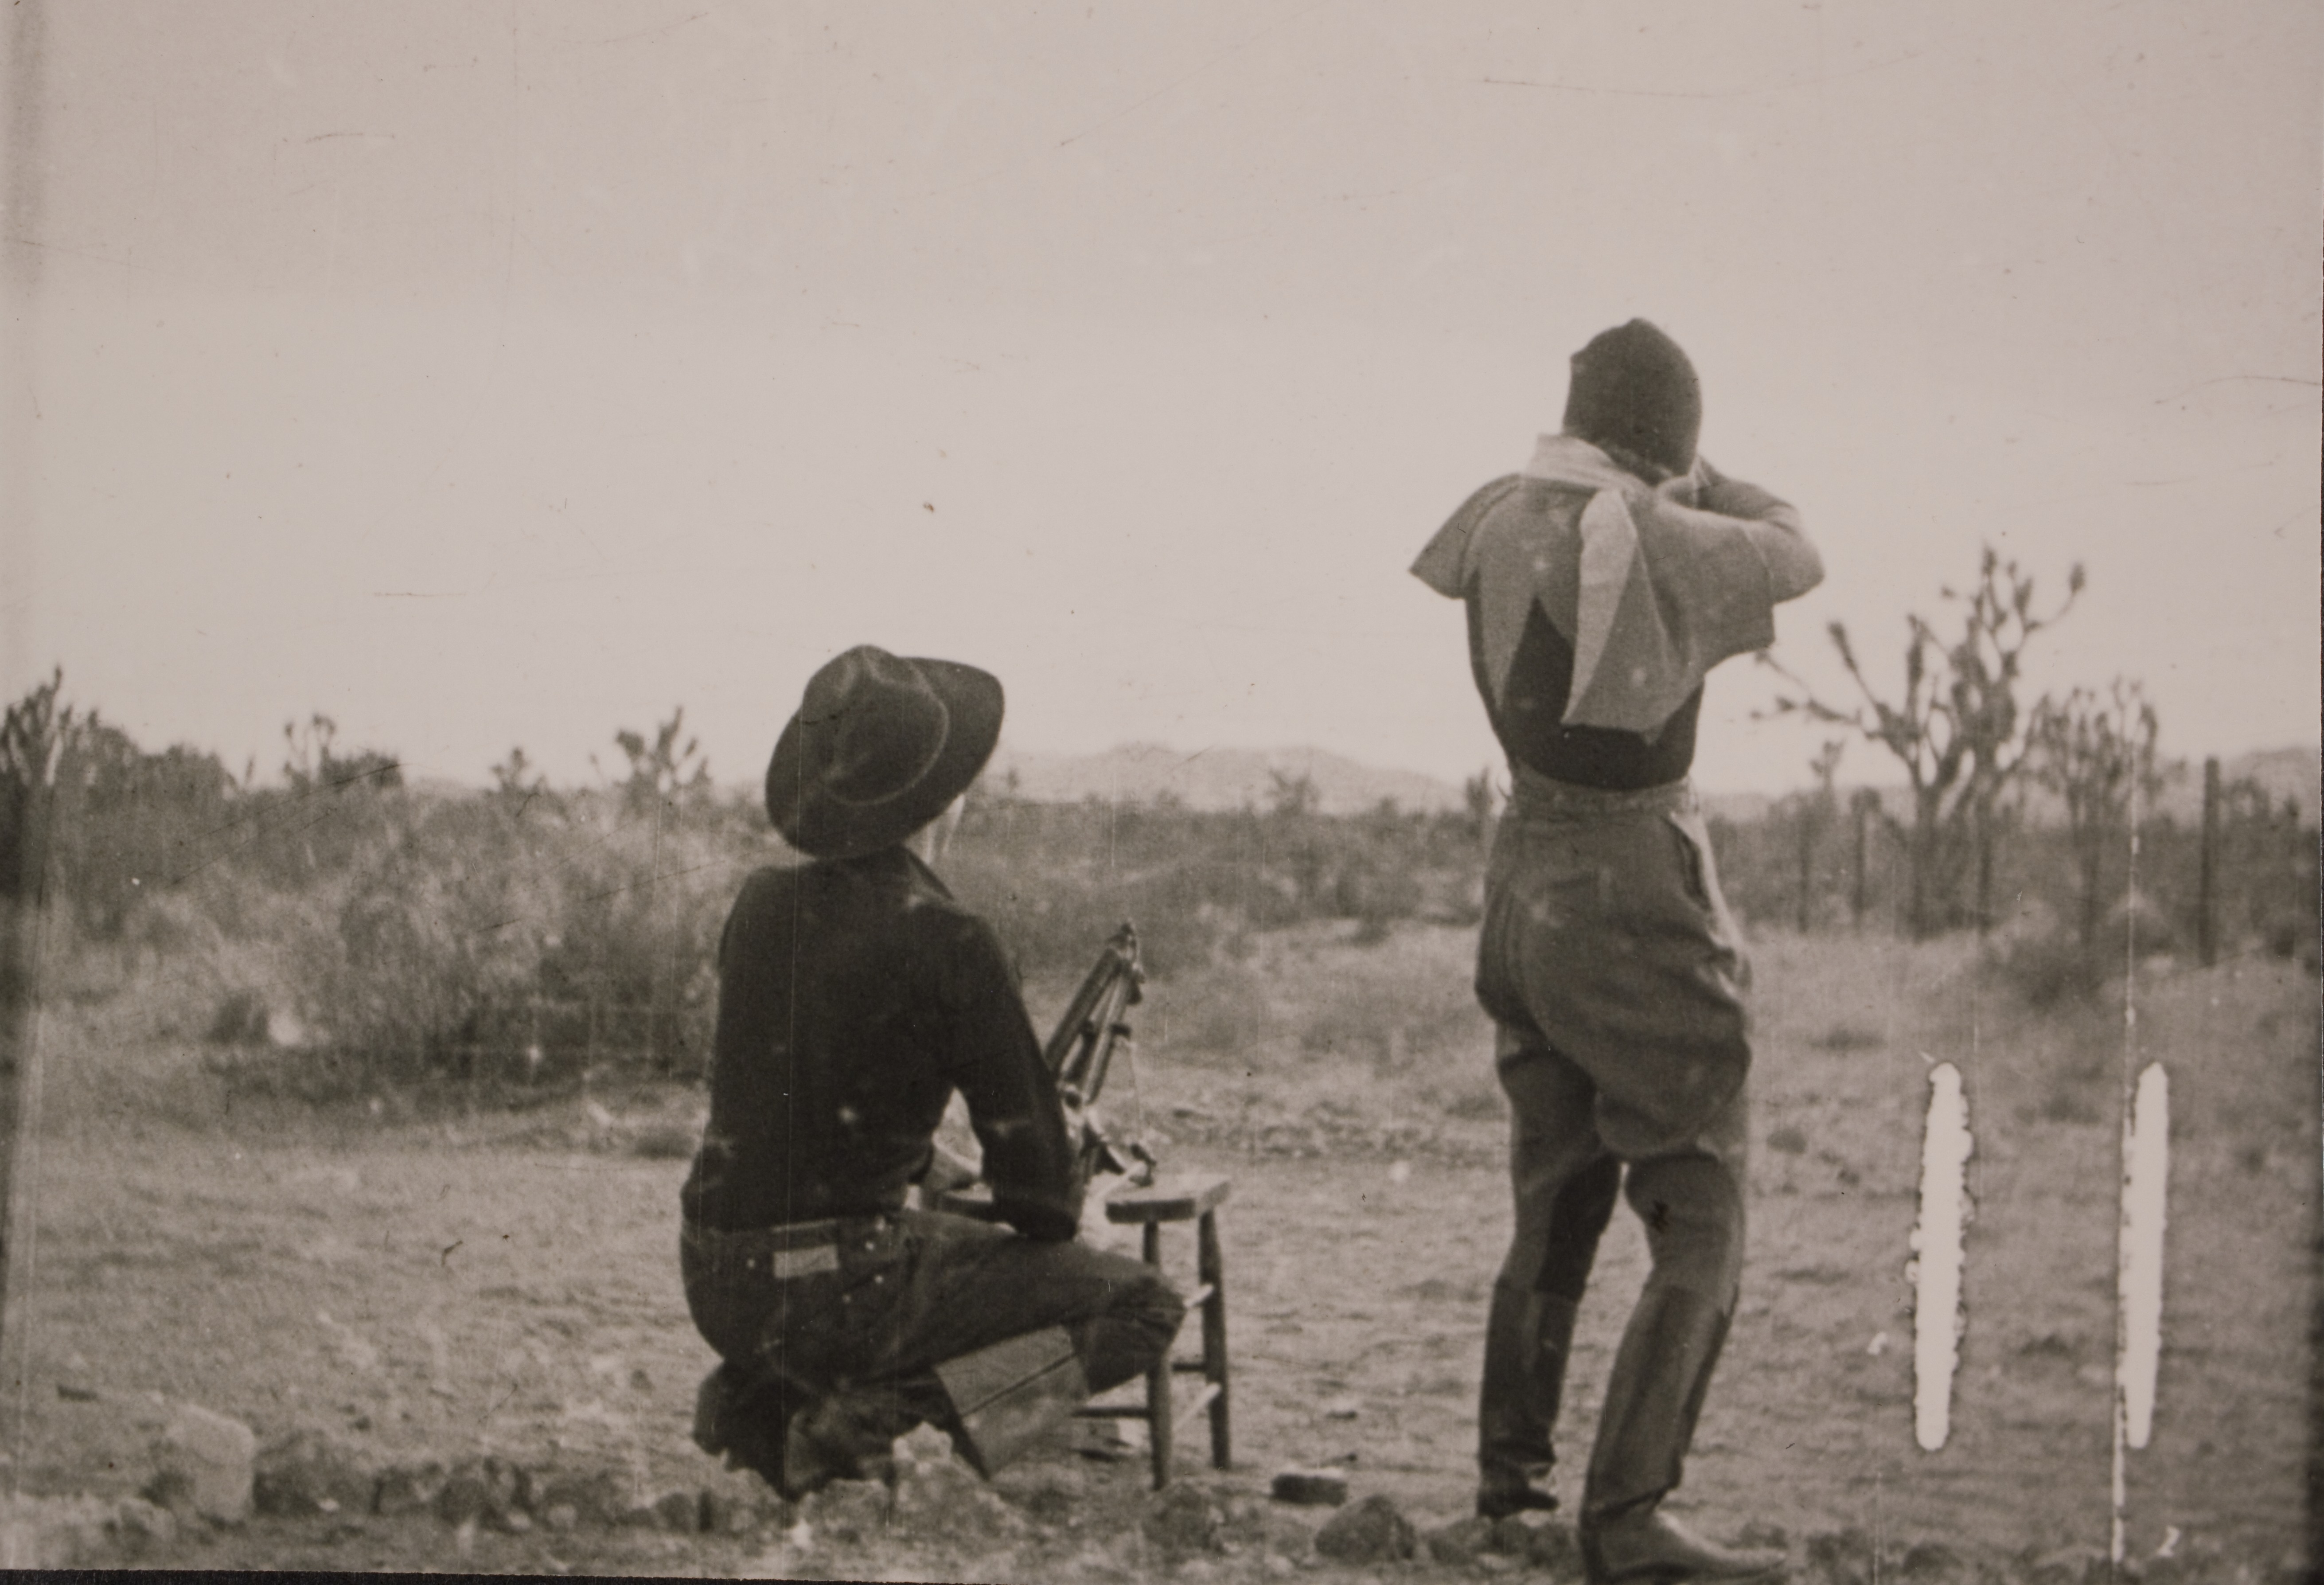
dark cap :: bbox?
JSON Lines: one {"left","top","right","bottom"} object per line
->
{"left": 1561, "top": 319, "right": 1702, "bottom": 479}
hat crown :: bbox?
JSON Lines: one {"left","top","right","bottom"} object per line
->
{"left": 797, "top": 646, "right": 951, "bottom": 808}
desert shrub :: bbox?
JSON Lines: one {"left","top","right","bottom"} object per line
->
{"left": 532, "top": 790, "right": 753, "bottom": 1076}
{"left": 948, "top": 792, "right": 1470, "bottom": 979}
{"left": 1987, "top": 926, "right": 2106, "bottom": 1009}
{"left": 306, "top": 798, "right": 560, "bottom": 1079}
{"left": 46, "top": 725, "right": 242, "bottom": 940}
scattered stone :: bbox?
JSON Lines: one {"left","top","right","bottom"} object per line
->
{"left": 499, "top": 1510, "right": 534, "bottom": 1534}
{"left": 253, "top": 1428, "right": 376, "bottom": 1518}
{"left": 138, "top": 1468, "right": 194, "bottom": 1514}
{"left": 997, "top": 1457, "right": 1087, "bottom": 1526}
{"left": 796, "top": 1478, "right": 891, "bottom": 1544}
{"left": 109, "top": 1496, "right": 176, "bottom": 1551}
{"left": 152, "top": 1402, "right": 257, "bottom": 1523}
{"left": 55, "top": 1382, "right": 100, "bottom": 1403}
{"left": 890, "top": 1429, "right": 1024, "bottom": 1540}
{"left": 1320, "top": 1396, "right": 1362, "bottom": 1420}
{"left": 1805, "top": 1529, "right": 1880, "bottom": 1585}
{"left": 1314, "top": 1494, "right": 1416, "bottom": 1565}
{"left": 434, "top": 1456, "right": 530, "bottom": 1527}
{"left": 1524, "top": 1518, "right": 1582, "bottom": 1575}
{"left": 1425, "top": 1514, "right": 1496, "bottom": 1564}
{"left": 1269, "top": 1468, "right": 1348, "bottom": 1507}
{"left": 699, "top": 1487, "right": 769, "bottom": 1536}
{"left": 1142, "top": 1482, "right": 1226, "bottom": 1556}
{"left": 1898, "top": 1540, "right": 1967, "bottom": 1580}
{"left": 1487, "top": 1514, "right": 1539, "bottom": 1555}
{"left": 374, "top": 1461, "right": 446, "bottom": 1518}
{"left": 532, "top": 1467, "right": 633, "bottom": 1529}
{"left": 650, "top": 1488, "right": 703, "bottom": 1533}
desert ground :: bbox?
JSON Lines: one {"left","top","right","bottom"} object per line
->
{"left": 4, "top": 922, "right": 2314, "bottom": 1578}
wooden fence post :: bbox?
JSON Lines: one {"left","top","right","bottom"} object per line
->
{"left": 0, "top": 683, "right": 62, "bottom": 1449}
{"left": 1850, "top": 789, "right": 1875, "bottom": 933}
{"left": 1795, "top": 801, "right": 1815, "bottom": 936}
{"left": 2196, "top": 756, "right": 2220, "bottom": 968}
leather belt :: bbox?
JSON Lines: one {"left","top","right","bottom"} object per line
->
{"left": 683, "top": 1215, "right": 889, "bottom": 1280}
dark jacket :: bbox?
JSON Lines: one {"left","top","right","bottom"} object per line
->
{"left": 679, "top": 847, "right": 1083, "bottom": 1241}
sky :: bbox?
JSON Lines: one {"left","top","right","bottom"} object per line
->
{"left": 3, "top": 0, "right": 2317, "bottom": 795}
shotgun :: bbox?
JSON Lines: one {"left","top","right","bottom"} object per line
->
{"left": 1044, "top": 922, "right": 1157, "bottom": 1187}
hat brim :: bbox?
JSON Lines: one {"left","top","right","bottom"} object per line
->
{"left": 765, "top": 657, "right": 1004, "bottom": 859}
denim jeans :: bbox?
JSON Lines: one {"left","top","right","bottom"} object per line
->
{"left": 684, "top": 1210, "right": 1184, "bottom": 1465}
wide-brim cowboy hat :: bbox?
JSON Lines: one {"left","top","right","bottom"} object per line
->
{"left": 765, "top": 644, "right": 1004, "bottom": 859}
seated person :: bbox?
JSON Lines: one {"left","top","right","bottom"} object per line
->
{"left": 682, "top": 644, "right": 1186, "bottom": 1495}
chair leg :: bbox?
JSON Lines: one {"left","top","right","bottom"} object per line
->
{"left": 1198, "top": 1209, "right": 1230, "bottom": 1470}
{"left": 1143, "top": 1220, "right": 1171, "bottom": 1490}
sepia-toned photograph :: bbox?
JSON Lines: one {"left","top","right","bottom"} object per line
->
{"left": 0, "top": 2, "right": 2316, "bottom": 1577}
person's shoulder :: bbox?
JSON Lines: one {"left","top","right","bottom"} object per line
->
{"left": 725, "top": 862, "right": 804, "bottom": 918}
{"left": 1451, "top": 473, "right": 1528, "bottom": 517}
{"left": 907, "top": 881, "right": 1000, "bottom": 955}
{"left": 1467, "top": 472, "right": 1593, "bottom": 523}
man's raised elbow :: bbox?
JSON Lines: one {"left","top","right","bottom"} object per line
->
{"left": 1766, "top": 535, "right": 1824, "bottom": 604}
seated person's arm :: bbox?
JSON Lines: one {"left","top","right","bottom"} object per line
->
{"left": 938, "top": 917, "right": 1086, "bottom": 1241}
{"left": 1674, "top": 458, "right": 1824, "bottom": 602}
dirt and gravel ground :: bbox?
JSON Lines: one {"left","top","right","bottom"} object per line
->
{"left": 6, "top": 926, "right": 2314, "bottom": 1577}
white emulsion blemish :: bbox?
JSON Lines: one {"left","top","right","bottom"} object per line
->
{"left": 2117, "top": 1061, "right": 2169, "bottom": 1450}
{"left": 1910, "top": 1061, "right": 1973, "bottom": 1451}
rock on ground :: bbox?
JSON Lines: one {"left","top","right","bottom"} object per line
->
{"left": 1425, "top": 1514, "right": 1496, "bottom": 1564}
{"left": 796, "top": 1478, "right": 893, "bottom": 1544}
{"left": 373, "top": 1460, "right": 446, "bottom": 1518}
{"left": 889, "top": 1426, "right": 1026, "bottom": 1541}
{"left": 433, "top": 1455, "right": 530, "bottom": 1527}
{"left": 530, "top": 1466, "right": 637, "bottom": 1529}
{"left": 1269, "top": 1468, "right": 1349, "bottom": 1507}
{"left": 151, "top": 1403, "right": 257, "bottom": 1523}
{"left": 253, "top": 1428, "right": 376, "bottom": 1517}
{"left": 1142, "top": 1482, "right": 1227, "bottom": 1556}
{"left": 1313, "top": 1493, "right": 1416, "bottom": 1564}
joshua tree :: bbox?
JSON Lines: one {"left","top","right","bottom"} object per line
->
{"left": 2029, "top": 679, "right": 2161, "bottom": 956}
{"left": 1766, "top": 545, "right": 2081, "bottom": 938}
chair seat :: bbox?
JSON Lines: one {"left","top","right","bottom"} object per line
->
{"left": 1104, "top": 1174, "right": 1231, "bottom": 1224}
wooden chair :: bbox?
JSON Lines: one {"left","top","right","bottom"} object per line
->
{"left": 933, "top": 1173, "right": 1232, "bottom": 1489}
{"left": 1087, "top": 1174, "right": 1231, "bottom": 1489}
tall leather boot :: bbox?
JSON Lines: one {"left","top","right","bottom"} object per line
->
{"left": 693, "top": 1363, "right": 803, "bottom": 1490}
{"left": 1579, "top": 1286, "right": 1782, "bottom": 1584}
{"left": 782, "top": 1376, "right": 953, "bottom": 1497}
{"left": 932, "top": 1326, "right": 1090, "bottom": 1477}
{"left": 1477, "top": 1287, "right": 1582, "bottom": 1517}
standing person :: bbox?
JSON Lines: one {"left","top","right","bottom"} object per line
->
{"left": 682, "top": 644, "right": 1185, "bottom": 1496}
{"left": 1411, "top": 320, "right": 1822, "bottom": 1582}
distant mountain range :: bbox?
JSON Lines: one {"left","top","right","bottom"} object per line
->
{"left": 983, "top": 743, "right": 1468, "bottom": 816}
{"left": 980, "top": 742, "right": 2319, "bottom": 827}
